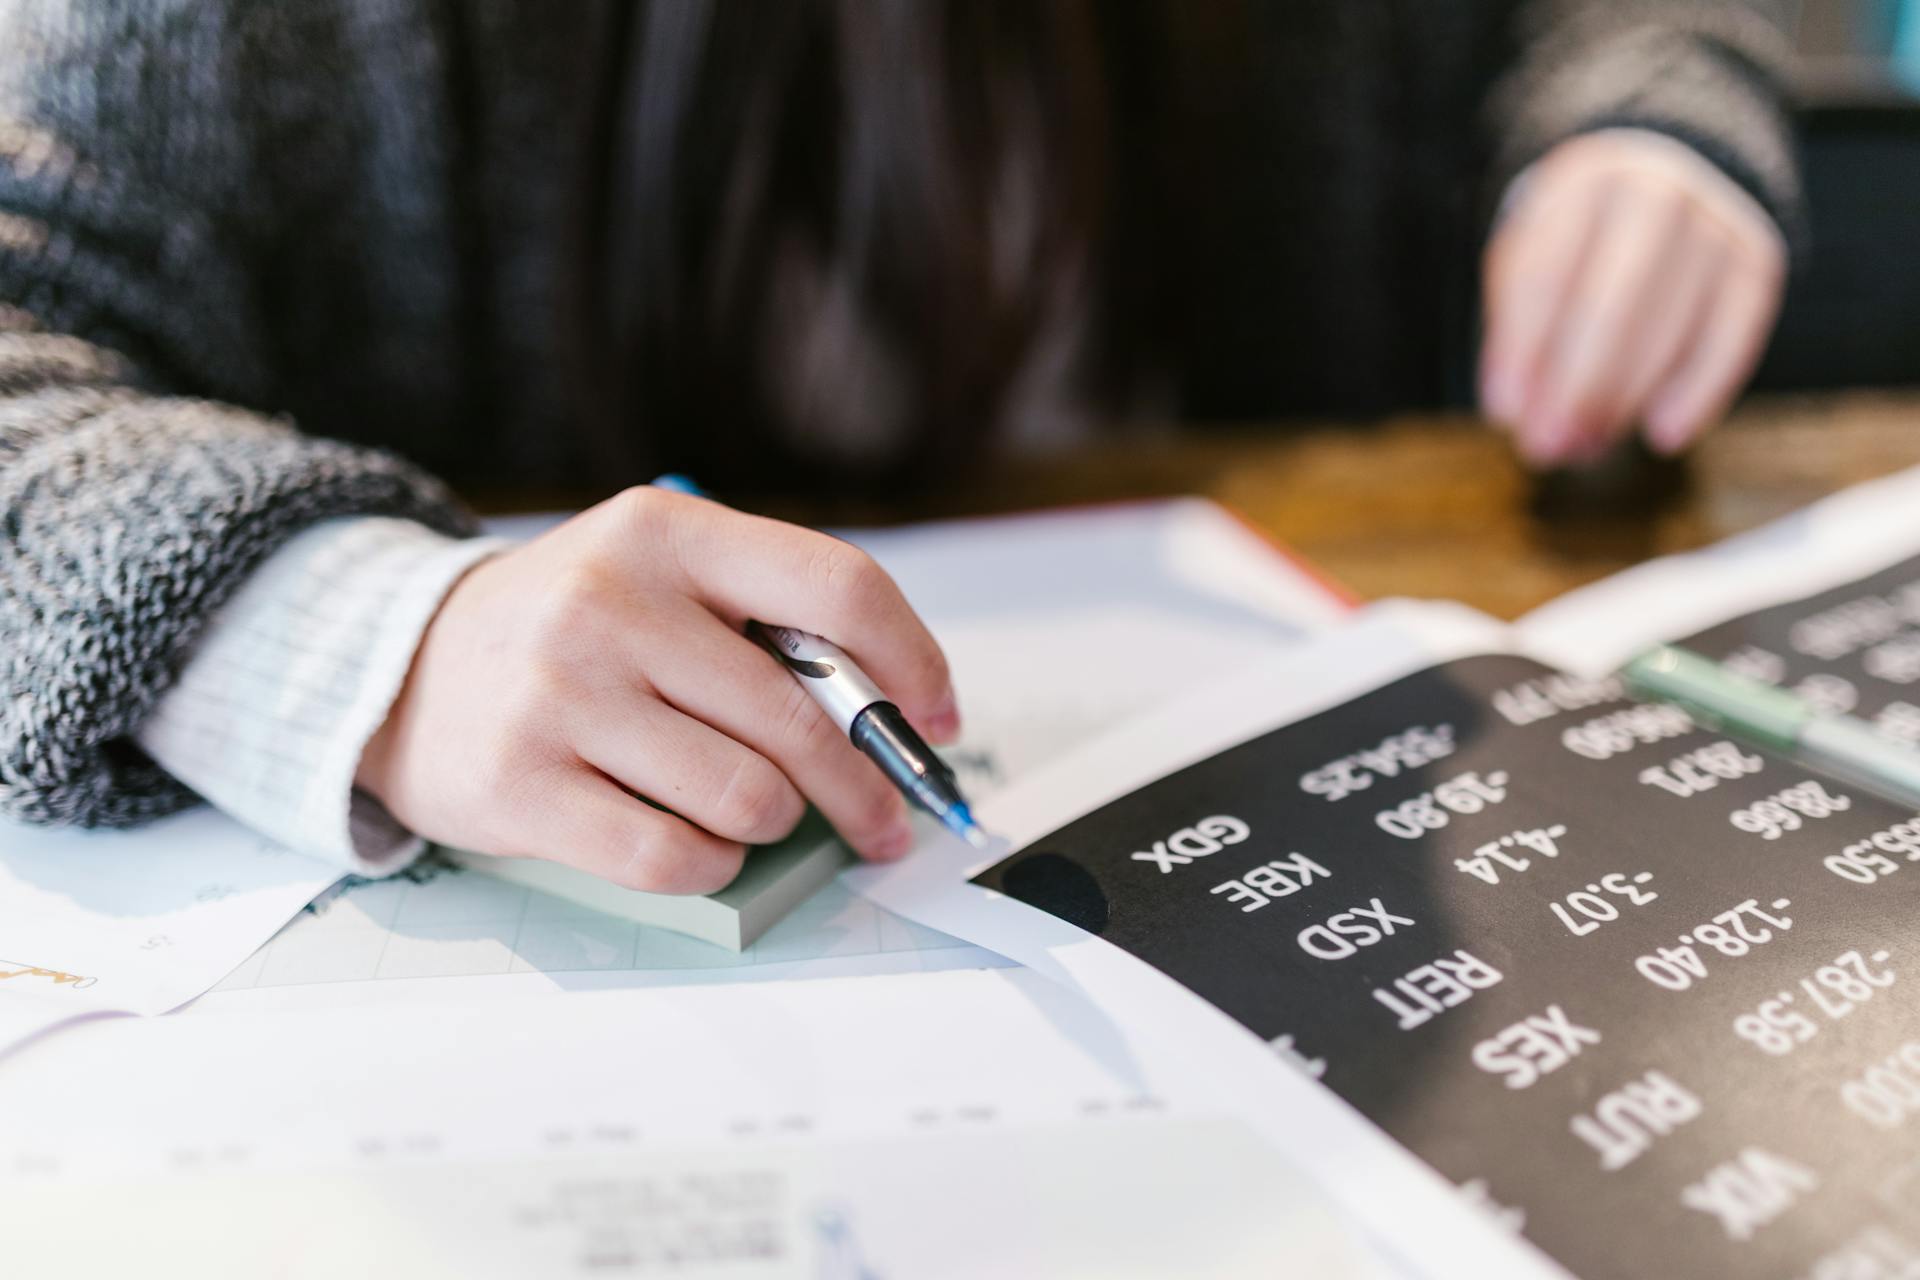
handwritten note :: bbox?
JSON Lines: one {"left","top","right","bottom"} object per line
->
{"left": 0, "top": 806, "right": 336, "bottom": 1051}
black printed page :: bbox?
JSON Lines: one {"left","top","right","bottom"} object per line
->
{"left": 847, "top": 474, "right": 1920, "bottom": 1280}
{"left": 957, "top": 586, "right": 1920, "bottom": 1280}
{"left": 852, "top": 601, "right": 1561, "bottom": 1278}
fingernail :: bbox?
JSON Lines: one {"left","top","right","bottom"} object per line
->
{"left": 927, "top": 695, "right": 961, "bottom": 744}
{"left": 1517, "top": 423, "right": 1565, "bottom": 469}
{"left": 1645, "top": 411, "right": 1690, "bottom": 456}
{"left": 872, "top": 819, "right": 916, "bottom": 862}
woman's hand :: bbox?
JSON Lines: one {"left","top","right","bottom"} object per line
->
{"left": 356, "top": 488, "right": 959, "bottom": 894}
{"left": 1479, "top": 131, "right": 1787, "bottom": 468}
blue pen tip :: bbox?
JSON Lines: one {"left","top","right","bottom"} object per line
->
{"left": 650, "top": 473, "right": 709, "bottom": 498}
{"left": 942, "top": 804, "right": 991, "bottom": 850}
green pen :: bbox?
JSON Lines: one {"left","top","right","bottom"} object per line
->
{"left": 1622, "top": 644, "right": 1920, "bottom": 809}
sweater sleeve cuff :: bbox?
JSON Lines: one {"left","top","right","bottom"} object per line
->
{"left": 135, "top": 517, "right": 509, "bottom": 874}
{"left": 1493, "top": 128, "right": 1787, "bottom": 262}
{"left": 1489, "top": 12, "right": 1803, "bottom": 255}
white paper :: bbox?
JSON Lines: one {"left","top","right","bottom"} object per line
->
{"left": 0, "top": 969, "right": 1389, "bottom": 1280}
{"left": 849, "top": 602, "right": 1567, "bottom": 1280}
{"left": 1516, "top": 464, "right": 1920, "bottom": 675}
{"left": 0, "top": 807, "right": 337, "bottom": 1050}
{"left": 191, "top": 499, "right": 1348, "bottom": 1015}
{"left": 841, "top": 499, "right": 1352, "bottom": 785}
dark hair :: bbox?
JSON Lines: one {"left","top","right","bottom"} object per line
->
{"left": 572, "top": 0, "right": 1118, "bottom": 493}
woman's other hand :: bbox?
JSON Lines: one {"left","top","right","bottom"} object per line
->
{"left": 356, "top": 488, "right": 959, "bottom": 893}
{"left": 1479, "top": 130, "right": 1787, "bottom": 468}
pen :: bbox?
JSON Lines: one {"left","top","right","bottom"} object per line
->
{"left": 750, "top": 622, "right": 989, "bottom": 850}
{"left": 651, "top": 474, "right": 990, "bottom": 850}
{"left": 1622, "top": 643, "right": 1920, "bottom": 809}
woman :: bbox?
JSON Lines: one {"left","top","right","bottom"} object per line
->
{"left": 0, "top": 1, "right": 1794, "bottom": 890}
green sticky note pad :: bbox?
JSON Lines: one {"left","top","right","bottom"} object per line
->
{"left": 442, "top": 812, "right": 852, "bottom": 952}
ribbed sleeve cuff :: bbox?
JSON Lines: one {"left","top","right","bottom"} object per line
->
{"left": 135, "top": 517, "right": 509, "bottom": 874}
{"left": 0, "top": 401, "right": 476, "bottom": 828}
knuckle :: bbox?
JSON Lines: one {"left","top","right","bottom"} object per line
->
{"left": 812, "top": 541, "right": 890, "bottom": 626}
{"left": 466, "top": 755, "right": 569, "bottom": 854}
{"left": 1640, "top": 180, "right": 1686, "bottom": 223}
{"left": 466, "top": 721, "right": 545, "bottom": 804}
{"left": 597, "top": 486, "right": 686, "bottom": 563}
{"left": 1537, "top": 145, "right": 1594, "bottom": 192}
{"left": 608, "top": 483, "right": 670, "bottom": 531}
{"left": 712, "top": 755, "right": 802, "bottom": 841}
{"left": 612, "top": 826, "right": 743, "bottom": 895}
{"left": 466, "top": 740, "right": 521, "bottom": 808}
{"left": 530, "top": 563, "right": 615, "bottom": 639}
{"left": 603, "top": 822, "right": 682, "bottom": 892}
{"left": 509, "top": 658, "right": 582, "bottom": 737}
{"left": 772, "top": 680, "right": 836, "bottom": 754}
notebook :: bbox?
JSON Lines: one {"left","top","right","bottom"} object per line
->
{"left": 454, "top": 498, "right": 1351, "bottom": 949}
{"left": 852, "top": 465, "right": 1920, "bottom": 1280}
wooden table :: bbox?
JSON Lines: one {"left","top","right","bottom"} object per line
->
{"left": 479, "top": 390, "right": 1920, "bottom": 619}
{"left": 792, "top": 390, "right": 1920, "bottom": 621}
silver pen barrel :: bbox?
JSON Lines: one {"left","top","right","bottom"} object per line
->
{"left": 749, "top": 623, "right": 988, "bottom": 847}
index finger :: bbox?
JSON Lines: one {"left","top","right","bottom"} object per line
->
{"left": 654, "top": 494, "right": 959, "bottom": 738}
{"left": 1480, "top": 173, "right": 1610, "bottom": 433}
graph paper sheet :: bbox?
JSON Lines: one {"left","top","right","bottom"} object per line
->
{"left": 196, "top": 856, "right": 1007, "bottom": 1011}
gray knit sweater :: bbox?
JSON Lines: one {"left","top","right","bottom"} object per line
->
{"left": 0, "top": 1, "right": 1800, "bottom": 831}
